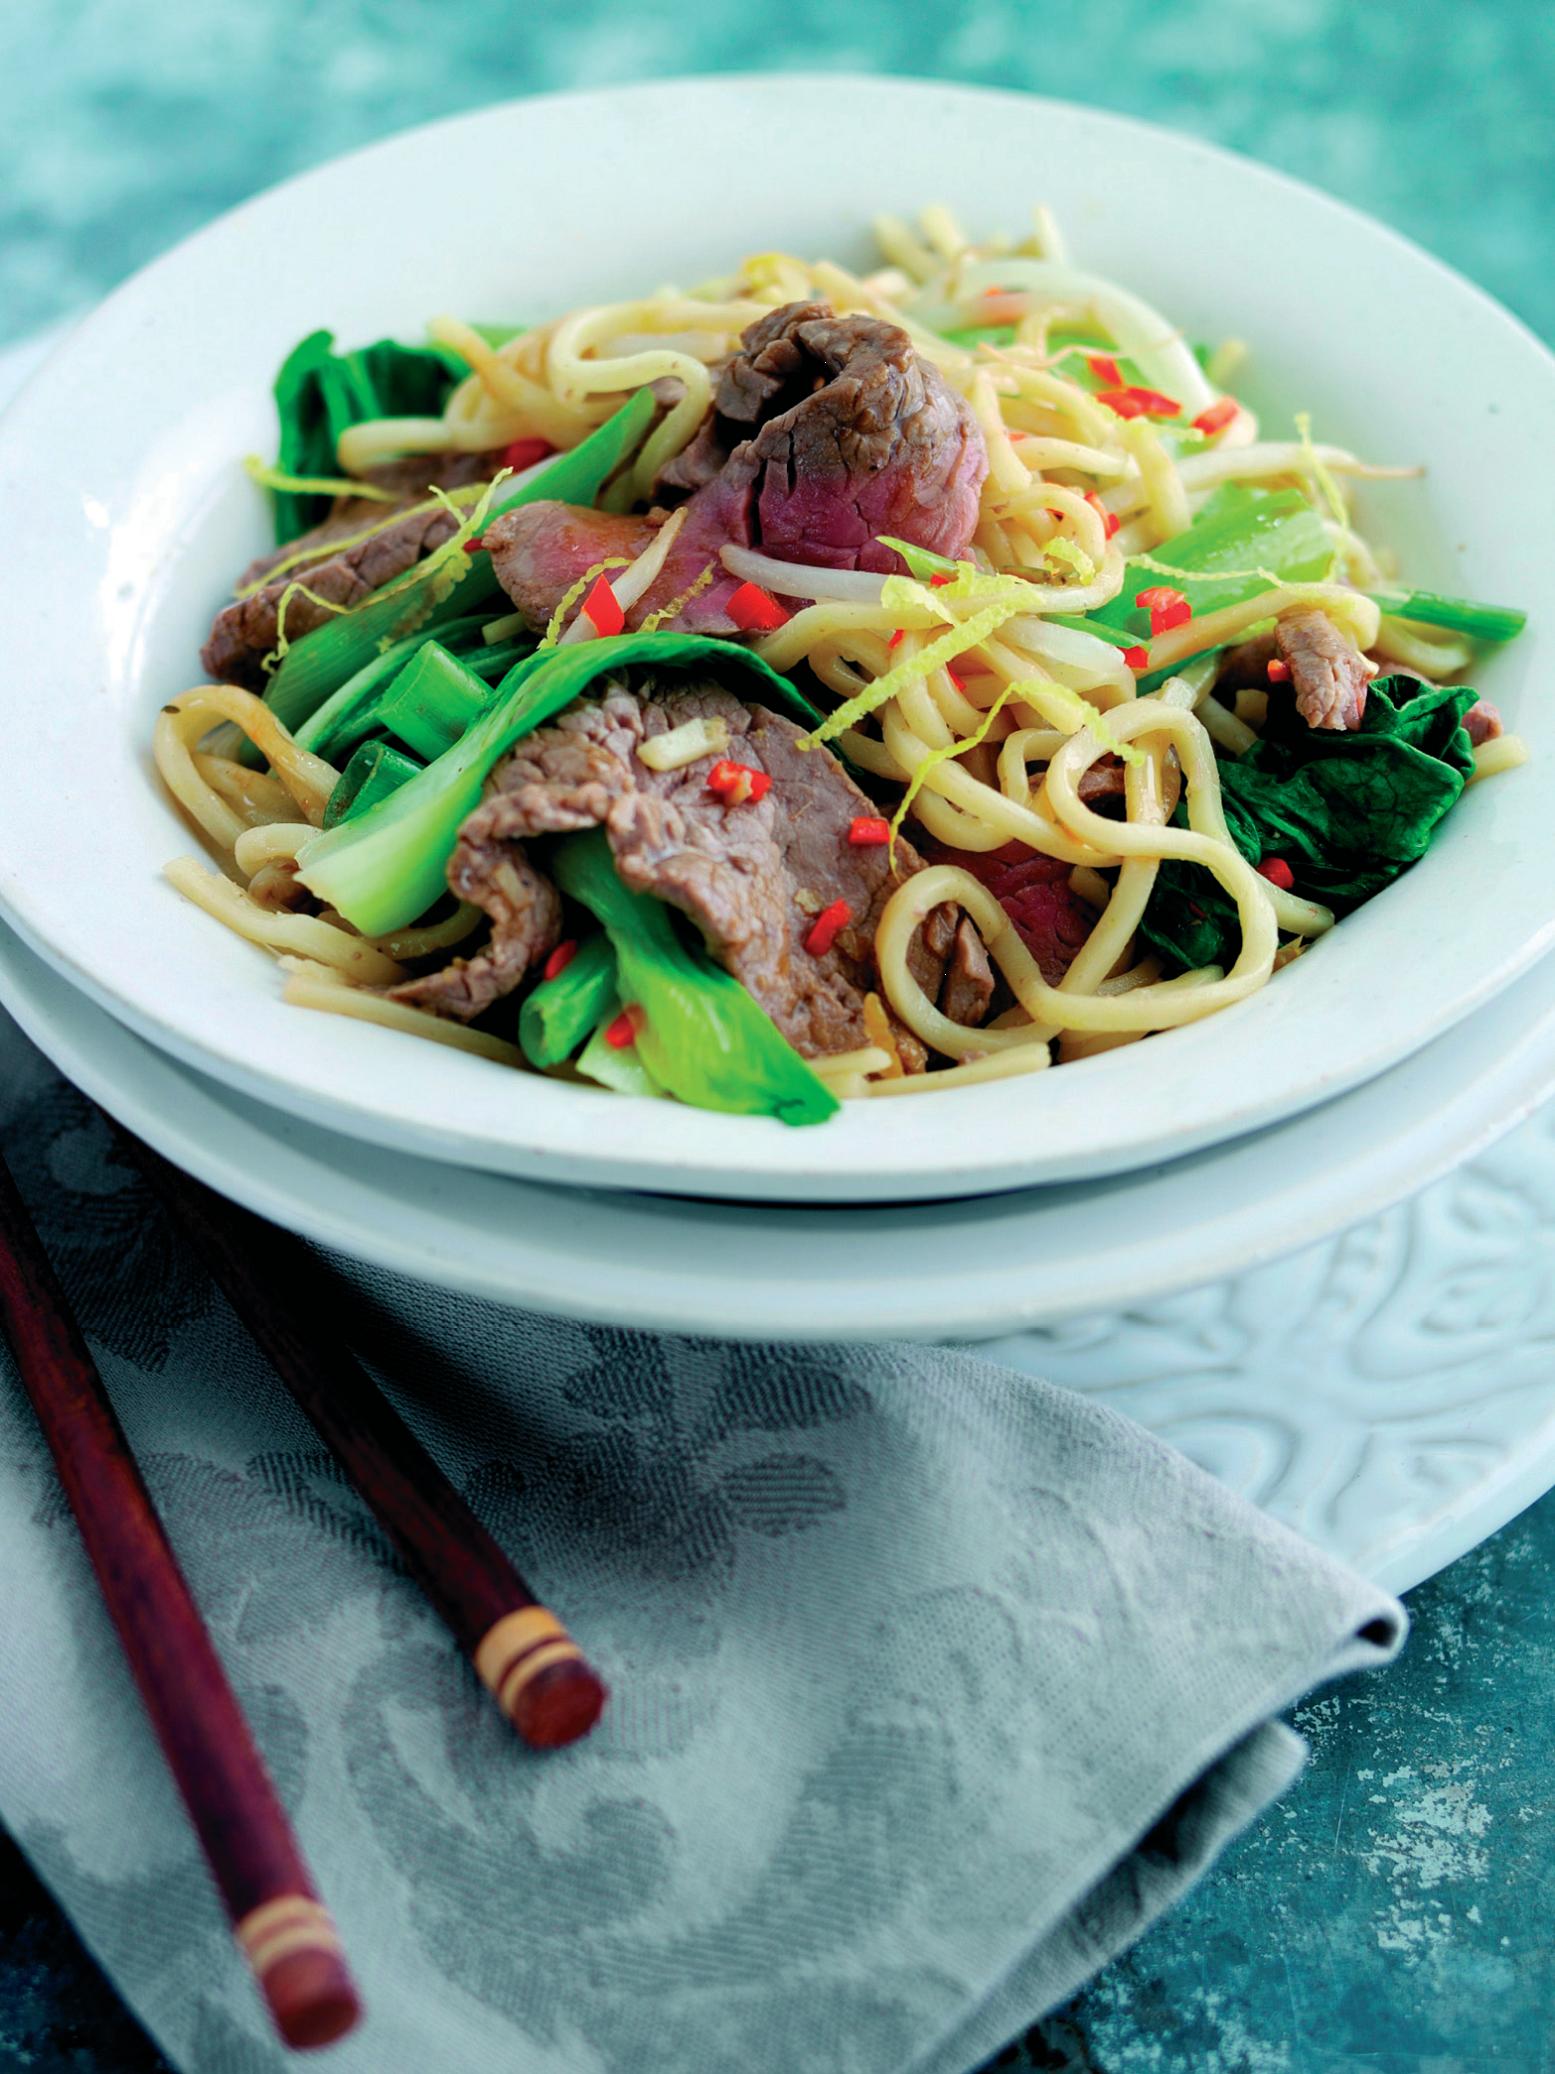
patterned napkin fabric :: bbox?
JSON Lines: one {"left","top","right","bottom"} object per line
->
{"left": 0, "top": 1013, "right": 1404, "bottom": 2074}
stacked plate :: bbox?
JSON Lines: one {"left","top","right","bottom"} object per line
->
{"left": 1, "top": 80, "right": 1552, "bottom": 1590}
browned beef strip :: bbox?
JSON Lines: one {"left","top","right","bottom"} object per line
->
{"left": 201, "top": 451, "right": 499, "bottom": 689}
{"left": 417, "top": 679, "right": 988, "bottom": 1062}
{"left": 1464, "top": 698, "right": 1503, "bottom": 746}
{"left": 484, "top": 300, "right": 988, "bottom": 638}
{"left": 1274, "top": 608, "right": 1374, "bottom": 731}
{"left": 480, "top": 506, "right": 655, "bottom": 635}
{"left": 389, "top": 843, "right": 562, "bottom": 1022}
{"left": 941, "top": 916, "right": 997, "bottom": 1027}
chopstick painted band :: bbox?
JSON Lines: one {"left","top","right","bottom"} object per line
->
{"left": 236, "top": 1894, "right": 346, "bottom": 1978}
{"left": 475, "top": 1606, "right": 588, "bottom": 1721}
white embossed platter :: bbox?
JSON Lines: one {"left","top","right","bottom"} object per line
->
{"left": 4, "top": 904, "right": 1555, "bottom": 1595}
{"left": 0, "top": 79, "right": 1550, "bottom": 1202}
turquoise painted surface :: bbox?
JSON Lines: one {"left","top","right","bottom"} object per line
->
{"left": 2, "top": 4, "right": 1553, "bottom": 2069}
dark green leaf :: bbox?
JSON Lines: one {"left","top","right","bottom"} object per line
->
{"left": 270, "top": 331, "right": 470, "bottom": 542}
{"left": 1139, "top": 674, "right": 1479, "bottom": 970}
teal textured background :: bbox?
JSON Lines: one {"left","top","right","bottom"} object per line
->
{"left": 3, "top": 4, "right": 1553, "bottom": 2070}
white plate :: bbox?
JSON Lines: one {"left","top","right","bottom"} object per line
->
{"left": 6, "top": 908, "right": 1555, "bottom": 1595}
{"left": 0, "top": 77, "right": 1549, "bottom": 1202}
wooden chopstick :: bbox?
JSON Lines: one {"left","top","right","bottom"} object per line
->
{"left": 0, "top": 1146, "right": 361, "bottom": 2053}
{"left": 122, "top": 1131, "right": 608, "bottom": 1752}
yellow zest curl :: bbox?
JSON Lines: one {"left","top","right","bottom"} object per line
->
{"left": 889, "top": 684, "right": 1019, "bottom": 857}
{"left": 540, "top": 557, "right": 632, "bottom": 647}
{"left": 639, "top": 562, "right": 719, "bottom": 632}
{"left": 262, "top": 583, "right": 349, "bottom": 673}
{"left": 242, "top": 455, "right": 398, "bottom": 504}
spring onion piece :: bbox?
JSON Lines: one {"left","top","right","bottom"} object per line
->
{"left": 375, "top": 641, "right": 496, "bottom": 760}
{"left": 295, "top": 630, "right": 820, "bottom": 937}
{"left": 261, "top": 389, "right": 657, "bottom": 740}
{"left": 322, "top": 741, "right": 425, "bottom": 829}
{"left": 1363, "top": 588, "right": 1527, "bottom": 643}
{"left": 552, "top": 830, "right": 837, "bottom": 1127}
{"left": 293, "top": 614, "right": 526, "bottom": 762}
{"left": 518, "top": 933, "right": 617, "bottom": 1067}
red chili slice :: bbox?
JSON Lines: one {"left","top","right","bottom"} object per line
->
{"left": 803, "top": 900, "right": 852, "bottom": 957}
{"left": 726, "top": 580, "right": 791, "bottom": 632}
{"left": 1256, "top": 857, "right": 1295, "bottom": 890}
{"left": 603, "top": 1008, "right": 640, "bottom": 1049}
{"left": 1095, "top": 385, "right": 1182, "bottom": 420}
{"left": 1191, "top": 398, "right": 1238, "bottom": 437}
{"left": 848, "top": 817, "right": 891, "bottom": 846}
{"left": 542, "top": 939, "right": 578, "bottom": 982}
{"left": 707, "top": 759, "right": 771, "bottom": 806}
{"left": 1084, "top": 490, "right": 1121, "bottom": 539}
{"left": 501, "top": 436, "right": 555, "bottom": 472}
{"left": 1085, "top": 352, "right": 1124, "bottom": 387}
{"left": 1135, "top": 585, "right": 1192, "bottom": 637}
{"left": 1266, "top": 657, "right": 1291, "bottom": 683}
{"left": 581, "top": 574, "right": 624, "bottom": 637}
{"left": 1122, "top": 645, "right": 1150, "bottom": 671}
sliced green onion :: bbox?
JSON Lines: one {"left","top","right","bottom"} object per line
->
{"left": 295, "top": 612, "right": 492, "bottom": 761}
{"left": 375, "top": 642, "right": 496, "bottom": 760}
{"left": 1365, "top": 588, "right": 1527, "bottom": 643}
{"left": 322, "top": 740, "right": 425, "bottom": 829}
{"left": 518, "top": 934, "right": 618, "bottom": 1067}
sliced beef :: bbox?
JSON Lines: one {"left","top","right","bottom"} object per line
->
{"left": 202, "top": 450, "right": 498, "bottom": 689}
{"left": 414, "top": 678, "right": 988, "bottom": 1061}
{"left": 1274, "top": 608, "right": 1375, "bottom": 731}
{"left": 483, "top": 300, "right": 988, "bottom": 638}
{"left": 931, "top": 841, "right": 1099, "bottom": 986}
{"left": 941, "top": 916, "right": 997, "bottom": 1026}
{"left": 390, "top": 844, "right": 562, "bottom": 1022}
{"left": 1464, "top": 697, "right": 1503, "bottom": 747}
{"left": 480, "top": 507, "right": 654, "bottom": 634}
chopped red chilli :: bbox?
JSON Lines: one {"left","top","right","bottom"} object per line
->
{"left": 1266, "top": 657, "right": 1291, "bottom": 683}
{"left": 581, "top": 574, "right": 625, "bottom": 637}
{"left": 1122, "top": 645, "right": 1150, "bottom": 671}
{"left": 1256, "top": 857, "right": 1296, "bottom": 891}
{"left": 803, "top": 900, "right": 852, "bottom": 957}
{"left": 726, "top": 580, "right": 791, "bottom": 632}
{"left": 1095, "top": 385, "right": 1182, "bottom": 420}
{"left": 848, "top": 816, "right": 891, "bottom": 846}
{"left": 542, "top": 938, "right": 579, "bottom": 982}
{"left": 1085, "top": 490, "right": 1121, "bottom": 539}
{"left": 603, "top": 1008, "right": 640, "bottom": 1049}
{"left": 887, "top": 628, "right": 905, "bottom": 649}
{"left": 1191, "top": 398, "right": 1238, "bottom": 437}
{"left": 462, "top": 537, "right": 485, "bottom": 554}
{"left": 1135, "top": 585, "right": 1192, "bottom": 636}
{"left": 928, "top": 572, "right": 954, "bottom": 588}
{"left": 707, "top": 758, "right": 772, "bottom": 806}
{"left": 500, "top": 436, "right": 554, "bottom": 472}
{"left": 1085, "top": 352, "right": 1124, "bottom": 387}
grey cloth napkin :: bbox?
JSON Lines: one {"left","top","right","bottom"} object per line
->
{"left": 0, "top": 1016, "right": 1404, "bottom": 2074}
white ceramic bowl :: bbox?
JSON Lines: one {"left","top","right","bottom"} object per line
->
{"left": 0, "top": 76, "right": 1548, "bottom": 1201}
